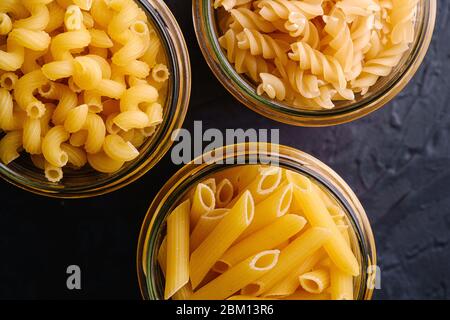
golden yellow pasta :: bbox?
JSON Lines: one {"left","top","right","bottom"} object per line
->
{"left": 287, "top": 171, "right": 360, "bottom": 276}
{"left": 190, "top": 182, "right": 216, "bottom": 226}
{"left": 237, "top": 182, "right": 293, "bottom": 240}
{"left": 165, "top": 200, "right": 190, "bottom": 300}
{"left": 0, "top": 0, "right": 169, "bottom": 182}
{"left": 299, "top": 268, "right": 330, "bottom": 294}
{"left": 263, "top": 249, "right": 326, "bottom": 298}
{"left": 214, "top": 214, "right": 306, "bottom": 273}
{"left": 103, "top": 134, "right": 139, "bottom": 162}
{"left": 241, "top": 227, "right": 331, "bottom": 296}
{"left": 190, "top": 208, "right": 229, "bottom": 252}
{"left": 158, "top": 165, "right": 361, "bottom": 300}
{"left": 190, "top": 191, "right": 254, "bottom": 289}
{"left": 190, "top": 250, "right": 280, "bottom": 300}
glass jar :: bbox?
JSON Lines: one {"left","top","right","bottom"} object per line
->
{"left": 192, "top": 0, "right": 436, "bottom": 126}
{"left": 0, "top": 0, "right": 191, "bottom": 198}
{"left": 137, "top": 143, "right": 377, "bottom": 300}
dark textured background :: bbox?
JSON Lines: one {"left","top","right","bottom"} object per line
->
{"left": 0, "top": 1, "right": 449, "bottom": 300}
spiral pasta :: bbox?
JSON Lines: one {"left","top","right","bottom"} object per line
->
{"left": 216, "top": 0, "right": 418, "bottom": 109}
{"left": 0, "top": 0, "right": 169, "bottom": 182}
{"left": 219, "top": 28, "right": 270, "bottom": 82}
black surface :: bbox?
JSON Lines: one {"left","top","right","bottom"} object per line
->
{"left": 1, "top": 1, "right": 449, "bottom": 300}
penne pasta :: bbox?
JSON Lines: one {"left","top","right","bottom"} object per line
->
{"left": 299, "top": 268, "right": 330, "bottom": 294}
{"left": 215, "top": 178, "right": 234, "bottom": 208}
{"left": 190, "top": 250, "right": 280, "bottom": 300}
{"left": 241, "top": 227, "right": 331, "bottom": 296}
{"left": 263, "top": 249, "right": 326, "bottom": 298}
{"left": 190, "top": 208, "right": 229, "bottom": 252}
{"left": 158, "top": 165, "right": 363, "bottom": 300}
{"left": 214, "top": 214, "right": 306, "bottom": 273}
{"left": 329, "top": 262, "right": 354, "bottom": 300}
{"left": 228, "top": 166, "right": 282, "bottom": 207}
{"left": 190, "top": 191, "right": 254, "bottom": 289}
{"left": 286, "top": 171, "right": 360, "bottom": 276}
{"left": 190, "top": 182, "right": 216, "bottom": 226}
{"left": 237, "top": 182, "right": 293, "bottom": 240}
{"left": 165, "top": 199, "right": 190, "bottom": 300}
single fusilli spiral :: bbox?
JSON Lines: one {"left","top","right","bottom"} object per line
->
{"left": 351, "top": 41, "right": 409, "bottom": 93}
{"left": 219, "top": 28, "right": 271, "bottom": 82}
{"left": 236, "top": 28, "right": 290, "bottom": 65}
{"left": 322, "top": 9, "right": 354, "bottom": 74}
{"left": 289, "top": 41, "right": 347, "bottom": 90}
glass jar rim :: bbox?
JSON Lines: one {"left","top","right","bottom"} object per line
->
{"left": 137, "top": 143, "right": 377, "bottom": 300}
{"left": 0, "top": 0, "right": 191, "bottom": 198}
{"left": 192, "top": 0, "right": 437, "bottom": 126}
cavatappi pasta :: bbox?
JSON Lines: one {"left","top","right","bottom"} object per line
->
{"left": 0, "top": 0, "right": 169, "bottom": 182}
{"left": 215, "top": 0, "right": 418, "bottom": 110}
{"left": 158, "top": 165, "right": 360, "bottom": 300}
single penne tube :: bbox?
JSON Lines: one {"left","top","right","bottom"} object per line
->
{"left": 241, "top": 227, "right": 331, "bottom": 296}
{"left": 190, "top": 250, "right": 280, "bottom": 300}
{"left": 228, "top": 295, "right": 276, "bottom": 300}
{"left": 190, "top": 208, "right": 230, "bottom": 252}
{"left": 203, "top": 178, "right": 217, "bottom": 194}
{"left": 189, "top": 191, "right": 254, "bottom": 289}
{"left": 165, "top": 199, "right": 190, "bottom": 300}
{"left": 172, "top": 283, "right": 194, "bottom": 300}
{"left": 299, "top": 268, "right": 330, "bottom": 294}
{"left": 215, "top": 178, "right": 234, "bottom": 208}
{"left": 284, "top": 290, "right": 330, "bottom": 300}
{"left": 227, "top": 166, "right": 282, "bottom": 207}
{"left": 190, "top": 183, "right": 216, "bottom": 226}
{"left": 286, "top": 171, "right": 360, "bottom": 276}
{"left": 214, "top": 214, "right": 306, "bottom": 273}
{"left": 329, "top": 262, "right": 354, "bottom": 300}
{"left": 183, "top": 177, "right": 216, "bottom": 202}
{"left": 263, "top": 249, "right": 326, "bottom": 298}
{"left": 237, "top": 183, "right": 293, "bottom": 240}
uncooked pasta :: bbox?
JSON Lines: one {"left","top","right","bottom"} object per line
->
{"left": 215, "top": 0, "right": 418, "bottom": 110}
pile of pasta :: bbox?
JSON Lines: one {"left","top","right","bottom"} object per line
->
{"left": 158, "top": 165, "right": 359, "bottom": 300}
{"left": 0, "top": 0, "right": 168, "bottom": 182}
{"left": 215, "top": 0, "right": 418, "bottom": 109}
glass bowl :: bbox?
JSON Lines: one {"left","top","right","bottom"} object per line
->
{"left": 137, "top": 143, "right": 377, "bottom": 299}
{"left": 0, "top": 0, "right": 191, "bottom": 198}
{"left": 192, "top": 0, "right": 436, "bottom": 126}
